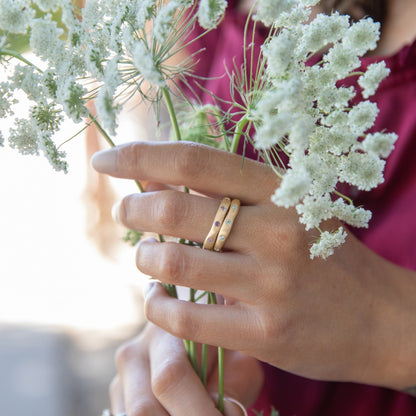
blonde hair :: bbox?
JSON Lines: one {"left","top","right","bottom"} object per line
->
{"left": 320, "top": 0, "right": 387, "bottom": 23}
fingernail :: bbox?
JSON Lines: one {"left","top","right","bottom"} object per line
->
{"left": 144, "top": 280, "right": 157, "bottom": 296}
{"left": 223, "top": 398, "right": 248, "bottom": 416}
{"left": 111, "top": 201, "right": 121, "bottom": 224}
{"left": 91, "top": 149, "right": 117, "bottom": 173}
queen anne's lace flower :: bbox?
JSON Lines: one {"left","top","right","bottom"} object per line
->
{"left": 0, "top": 0, "right": 34, "bottom": 34}
{"left": 310, "top": 227, "right": 347, "bottom": 259}
{"left": 358, "top": 61, "right": 390, "bottom": 98}
{"left": 132, "top": 41, "right": 165, "bottom": 87}
{"left": 198, "top": 0, "right": 228, "bottom": 29}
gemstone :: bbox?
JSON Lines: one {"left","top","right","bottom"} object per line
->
{"left": 221, "top": 206, "right": 226, "bottom": 210}
{"left": 225, "top": 219, "right": 232, "bottom": 225}
{"left": 215, "top": 221, "right": 221, "bottom": 227}
{"left": 219, "top": 235, "right": 225, "bottom": 241}
{"left": 232, "top": 204, "right": 238, "bottom": 210}
{"left": 208, "top": 237, "right": 214, "bottom": 243}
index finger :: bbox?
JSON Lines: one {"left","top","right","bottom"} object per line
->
{"left": 91, "top": 141, "right": 278, "bottom": 204}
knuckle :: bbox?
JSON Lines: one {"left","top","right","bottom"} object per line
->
{"left": 114, "top": 340, "right": 137, "bottom": 370}
{"left": 174, "top": 142, "right": 209, "bottom": 179}
{"left": 151, "top": 358, "right": 187, "bottom": 398}
{"left": 119, "top": 194, "right": 136, "bottom": 226}
{"left": 117, "top": 142, "right": 141, "bottom": 176}
{"left": 158, "top": 244, "right": 186, "bottom": 284}
{"left": 169, "top": 307, "right": 197, "bottom": 340}
{"left": 154, "top": 190, "right": 186, "bottom": 230}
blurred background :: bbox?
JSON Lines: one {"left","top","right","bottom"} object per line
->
{"left": 0, "top": 77, "right": 156, "bottom": 415}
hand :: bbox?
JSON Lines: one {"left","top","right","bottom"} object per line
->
{"left": 109, "top": 323, "right": 263, "bottom": 415}
{"left": 92, "top": 141, "right": 416, "bottom": 390}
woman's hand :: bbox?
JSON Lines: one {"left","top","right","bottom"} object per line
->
{"left": 92, "top": 141, "right": 416, "bottom": 391}
{"left": 109, "top": 323, "right": 263, "bottom": 415}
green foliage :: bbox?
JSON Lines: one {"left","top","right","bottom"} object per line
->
{"left": 123, "top": 229, "right": 143, "bottom": 246}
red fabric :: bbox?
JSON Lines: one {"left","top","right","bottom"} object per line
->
{"left": 186, "top": 3, "right": 416, "bottom": 415}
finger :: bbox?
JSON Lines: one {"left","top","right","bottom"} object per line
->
{"left": 149, "top": 329, "right": 223, "bottom": 415}
{"left": 109, "top": 376, "right": 125, "bottom": 414}
{"left": 91, "top": 141, "right": 278, "bottom": 204}
{"left": 115, "top": 335, "right": 169, "bottom": 416}
{"left": 145, "top": 283, "right": 255, "bottom": 353}
{"left": 115, "top": 190, "right": 261, "bottom": 252}
{"left": 136, "top": 240, "right": 257, "bottom": 302}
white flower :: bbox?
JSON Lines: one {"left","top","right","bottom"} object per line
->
{"left": 332, "top": 198, "right": 372, "bottom": 228}
{"left": 132, "top": 41, "right": 165, "bottom": 87}
{"left": 198, "top": 0, "right": 228, "bottom": 30}
{"left": 310, "top": 227, "right": 347, "bottom": 259}
{"left": 57, "top": 79, "right": 89, "bottom": 123}
{"left": 255, "top": 0, "right": 297, "bottom": 27}
{"left": 296, "top": 194, "right": 333, "bottom": 230}
{"left": 0, "top": 0, "right": 34, "bottom": 34}
{"left": 361, "top": 132, "right": 398, "bottom": 158}
{"left": 95, "top": 88, "right": 121, "bottom": 136}
{"left": 348, "top": 101, "right": 379, "bottom": 135}
{"left": 262, "top": 29, "right": 296, "bottom": 76}
{"left": 11, "top": 65, "right": 46, "bottom": 102}
{"left": 154, "top": 1, "right": 179, "bottom": 43}
{"left": 8, "top": 118, "right": 39, "bottom": 155}
{"left": 254, "top": 112, "right": 293, "bottom": 149}
{"left": 324, "top": 43, "right": 361, "bottom": 78}
{"left": 339, "top": 152, "right": 385, "bottom": 191}
{"left": 300, "top": 12, "right": 349, "bottom": 53}
{"left": 0, "top": 131, "right": 4, "bottom": 147}
{"left": 0, "top": 82, "right": 16, "bottom": 118}
{"left": 38, "top": 135, "right": 68, "bottom": 173}
{"left": 29, "top": 17, "right": 64, "bottom": 62}
{"left": 136, "top": 0, "right": 157, "bottom": 28}
{"left": 271, "top": 167, "right": 311, "bottom": 208}
{"left": 358, "top": 61, "right": 390, "bottom": 98}
{"left": 343, "top": 18, "right": 380, "bottom": 56}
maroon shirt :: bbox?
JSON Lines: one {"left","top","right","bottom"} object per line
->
{"left": 187, "top": 2, "right": 416, "bottom": 414}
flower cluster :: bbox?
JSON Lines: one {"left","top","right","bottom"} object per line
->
{"left": 249, "top": 0, "right": 396, "bottom": 258}
{"left": 0, "top": 0, "right": 227, "bottom": 172}
{"left": 0, "top": 0, "right": 397, "bottom": 258}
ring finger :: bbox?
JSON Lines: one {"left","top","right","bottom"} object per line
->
{"left": 115, "top": 190, "right": 260, "bottom": 252}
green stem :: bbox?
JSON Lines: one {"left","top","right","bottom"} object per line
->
{"left": 218, "top": 346, "right": 225, "bottom": 413}
{"left": 201, "top": 343, "right": 208, "bottom": 386}
{"left": 0, "top": 49, "right": 43, "bottom": 72}
{"left": 162, "top": 87, "right": 182, "bottom": 142}
{"left": 231, "top": 116, "right": 249, "bottom": 154}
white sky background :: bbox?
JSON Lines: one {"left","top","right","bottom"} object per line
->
{"left": 0, "top": 63, "right": 154, "bottom": 334}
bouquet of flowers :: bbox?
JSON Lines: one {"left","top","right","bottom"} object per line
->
{"left": 0, "top": 0, "right": 397, "bottom": 412}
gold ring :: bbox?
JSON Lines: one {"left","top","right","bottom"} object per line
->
{"left": 203, "top": 197, "right": 231, "bottom": 251}
{"left": 213, "top": 199, "right": 240, "bottom": 252}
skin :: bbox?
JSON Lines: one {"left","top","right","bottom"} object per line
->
{"left": 92, "top": 0, "right": 416, "bottom": 414}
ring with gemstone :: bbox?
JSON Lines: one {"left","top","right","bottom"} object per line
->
{"left": 213, "top": 198, "right": 240, "bottom": 252}
{"left": 203, "top": 197, "right": 232, "bottom": 251}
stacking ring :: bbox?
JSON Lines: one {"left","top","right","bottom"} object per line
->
{"left": 203, "top": 197, "right": 240, "bottom": 252}
{"left": 213, "top": 199, "right": 240, "bottom": 252}
{"left": 203, "top": 197, "right": 231, "bottom": 251}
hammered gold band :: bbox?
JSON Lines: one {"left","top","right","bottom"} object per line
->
{"left": 203, "top": 197, "right": 240, "bottom": 252}
{"left": 213, "top": 199, "right": 240, "bottom": 252}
